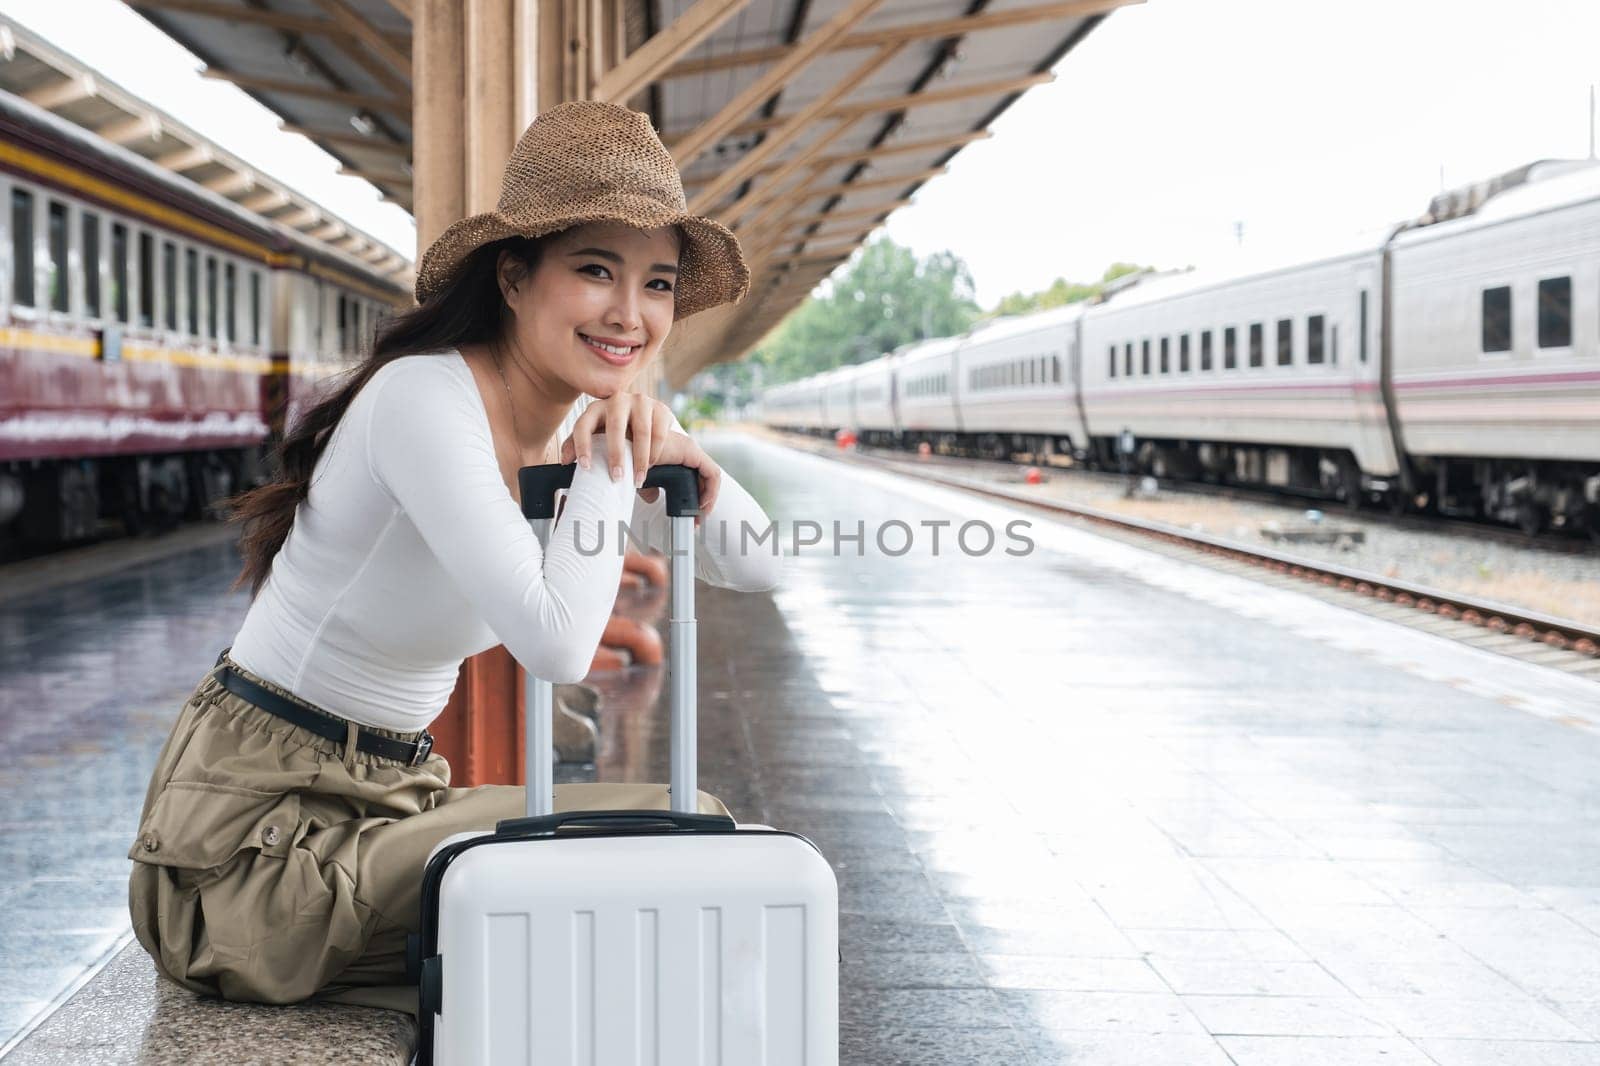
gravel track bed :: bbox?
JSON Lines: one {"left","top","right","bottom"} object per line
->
{"left": 744, "top": 428, "right": 1600, "bottom": 629}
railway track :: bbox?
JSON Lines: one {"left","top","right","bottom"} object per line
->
{"left": 758, "top": 428, "right": 1600, "bottom": 681}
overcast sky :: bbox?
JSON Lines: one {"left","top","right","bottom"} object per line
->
{"left": 3, "top": 0, "right": 1596, "bottom": 309}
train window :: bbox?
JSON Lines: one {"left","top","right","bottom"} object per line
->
{"left": 11, "top": 188, "right": 33, "bottom": 307}
{"left": 1108, "top": 345, "right": 1116, "bottom": 378}
{"left": 1224, "top": 326, "right": 1238, "bottom": 369}
{"left": 1359, "top": 290, "right": 1369, "bottom": 362}
{"left": 1179, "top": 334, "right": 1190, "bottom": 372}
{"left": 1052, "top": 355, "right": 1061, "bottom": 382}
{"left": 139, "top": 232, "right": 156, "bottom": 327}
{"left": 111, "top": 222, "right": 128, "bottom": 323}
{"left": 1330, "top": 324, "right": 1338, "bottom": 365}
{"left": 224, "top": 262, "right": 236, "bottom": 343}
{"left": 1140, "top": 339, "right": 1150, "bottom": 375}
{"left": 250, "top": 271, "right": 261, "bottom": 345}
{"left": 1124, "top": 342, "right": 1132, "bottom": 376}
{"left": 1201, "top": 330, "right": 1213, "bottom": 371}
{"left": 205, "top": 256, "right": 218, "bottom": 339}
{"left": 1249, "top": 323, "right": 1264, "bottom": 367}
{"left": 1307, "top": 314, "right": 1326, "bottom": 364}
{"left": 185, "top": 248, "right": 198, "bottom": 335}
{"left": 47, "top": 200, "right": 67, "bottom": 312}
{"left": 1159, "top": 337, "right": 1170, "bottom": 374}
{"left": 82, "top": 212, "right": 101, "bottom": 317}
{"left": 161, "top": 240, "right": 177, "bottom": 329}
{"left": 1537, "top": 276, "right": 1571, "bottom": 348}
{"left": 1275, "top": 318, "right": 1292, "bottom": 366}
{"left": 1481, "top": 286, "right": 1511, "bottom": 352}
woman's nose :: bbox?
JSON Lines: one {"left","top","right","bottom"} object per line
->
{"left": 606, "top": 290, "right": 643, "bottom": 334}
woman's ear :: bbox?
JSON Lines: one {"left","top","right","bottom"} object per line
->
{"left": 495, "top": 250, "right": 521, "bottom": 305}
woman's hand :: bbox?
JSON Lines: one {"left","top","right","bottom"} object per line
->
{"left": 558, "top": 394, "right": 719, "bottom": 519}
{"left": 641, "top": 431, "right": 721, "bottom": 522}
{"left": 559, "top": 392, "right": 672, "bottom": 487}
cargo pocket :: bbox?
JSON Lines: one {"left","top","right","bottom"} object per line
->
{"left": 129, "top": 781, "right": 300, "bottom": 874}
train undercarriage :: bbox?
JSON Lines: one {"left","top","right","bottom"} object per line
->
{"left": 0, "top": 446, "right": 266, "bottom": 558}
{"left": 786, "top": 422, "right": 1599, "bottom": 539}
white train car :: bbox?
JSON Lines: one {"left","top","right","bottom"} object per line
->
{"left": 954, "top": 305, "right": 1085, "bottom": 459}
{"left": 1387, "top": 160, "right": 1600, "bottom": 532}
{"left": 894, "top": 335, "right": 964, "bottom": 447}
{"left": 852, "top": 351, "right": 900, "bottom": 445}
{"left": 1079, "top": 247, "right": 1400, "bottom": 500}
{"left": 757, "top": 379, "right": 815, "bottom": 432}
{"left": 820, "top": 362, "right": 864, "bottom": 433}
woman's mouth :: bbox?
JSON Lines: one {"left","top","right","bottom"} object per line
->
{"left": 578, "top": 333, "right": 640, "bottom": 366}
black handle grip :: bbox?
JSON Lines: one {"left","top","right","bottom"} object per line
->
{"left": 518, "top": 462, "right": 701, "bottom": 520}
{"left": 494, "top": 808, "right": 737, "bottom": 836}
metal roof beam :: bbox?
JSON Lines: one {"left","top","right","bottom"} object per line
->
{"left": 203, "top": 170, "right": 256, "bottom": 196}
{"left": 669, "top": 0, "right": 1140, "bottom": 78}
{"left": 687, "top": 40, "right": 904, "bottom": 214}
{"left": 24, "top": 73, "right": 97, "bottom": 110}
{"left": 97, "top": 112, "right": 163, "bottom": 145}
{"left": 593, "top": 0, "right": 749, "bottom": 106}
{"left": 314, "top": 0, "right": 411, "bottom": 73}
{"left": 198, "top": 68, "right": 406, "bottom": 117}
{"left": 240, "top": 188, "right": 292, "bottom": 213}
{"left": 778, "top": 199, "right": 912, "bottom": 230}
{"left": 719, "top": 147, "right": 834, "bottom": 231}
{"left": 695, "top": 69, "right": 1054, "bottom": 142}
{"left": 337, "top": 166, "right": 413, "bottom": 189}
{"left": 155, "top": 143, "right": 213, "bottom": 171}
{"left": 127, "top": 1, "right": 411, "bottom": 53}
{"left": 311, "top": 0, "right": 413, "bottom": 98}
{"left": 686, "top": 129, "right": 988, "bottom": 191}
{"left": 670, "top": 0, "right": 890, "bottom": 172}
{"left": 280, "top": 123, "right": 410, "bottom": 155}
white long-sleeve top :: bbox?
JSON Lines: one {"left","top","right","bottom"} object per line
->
{"left": 228, "top": 350, "right": 780, "bottom": 732}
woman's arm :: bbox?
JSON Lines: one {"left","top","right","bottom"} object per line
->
{"left": 364, "top": 358, "right": 638, "bottom": 683}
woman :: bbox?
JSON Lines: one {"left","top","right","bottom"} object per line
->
{"left": 126, "top": 101, "right": 779, "bottom": 1018}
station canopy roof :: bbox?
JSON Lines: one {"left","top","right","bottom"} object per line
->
{"left": 114, "top": 0, "right": 1133, "bottom": 373}
{"left": 0, "top": 12, "right": 412, "bottom": 284}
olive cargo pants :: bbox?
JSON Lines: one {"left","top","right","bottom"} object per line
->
{"left": 127, "top": 656, "right": 728, "bottom": 1017}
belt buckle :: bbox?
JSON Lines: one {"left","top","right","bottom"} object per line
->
{"left": 410, "top": 730, "right": 434, "bottom": 767}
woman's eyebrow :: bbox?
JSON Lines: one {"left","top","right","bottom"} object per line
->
{"left": 566, "top": 247, "right": 678, "bottom": 275}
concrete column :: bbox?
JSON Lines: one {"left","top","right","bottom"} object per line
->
{"left": 414, "top": 0, "right": 543, "bottom": 240}
{"left": 412, "top": 0, "right": 465, "bottom": 251}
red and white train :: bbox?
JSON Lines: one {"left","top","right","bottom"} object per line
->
{"left": 0, "top": 89, "right": 407, "bottom": 551}
{"left": 755, "top": 159, "right": 1600, "bottom": 536}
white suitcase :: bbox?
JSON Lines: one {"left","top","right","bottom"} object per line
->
{"left": 414, "top": 462, "right": 838, "bottom": 1066}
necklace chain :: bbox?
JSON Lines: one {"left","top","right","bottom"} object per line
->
{"left": 492, "top": 341, "right": 554, "bottom": 465}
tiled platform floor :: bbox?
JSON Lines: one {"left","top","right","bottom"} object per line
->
{"left": 4, "top": 429, "right": 1600, "bottom": 1063}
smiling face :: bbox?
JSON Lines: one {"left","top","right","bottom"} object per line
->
{"left": 498, "top": 221, "right": 681, "bottom": 399}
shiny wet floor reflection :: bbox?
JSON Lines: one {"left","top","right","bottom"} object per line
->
{"left": 0, "top": 535, "right": 250, "bottom": 1048}
{"left": 702, "top": 433, "right": 1600, "bottom": 1066}
{"left": 5, "top": 429, "right": 1600, "bottom": 1064}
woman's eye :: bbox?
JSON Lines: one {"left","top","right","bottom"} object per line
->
{"left": 580, "top": 264, "right": 672, "bottom": 292}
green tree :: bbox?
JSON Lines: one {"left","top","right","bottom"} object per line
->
{"left": 990, "top": 262, "right": 1146, "bottom": 316}
{"left": 750, "top": 236, "right": 984, "bottom": 383}
{"left": 687, "top": 246, "right": 1156, "bottom": 412}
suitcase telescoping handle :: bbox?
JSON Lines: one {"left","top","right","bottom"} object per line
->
{"left": 495, "top": 808, "right": 735, "bottom": 837}
{"left": 517, "top": 461, "right": 702, "bottom": 819}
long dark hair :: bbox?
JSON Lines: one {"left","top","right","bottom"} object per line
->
{"left": 224, "top": 234, "right": 549, "bottom": 598}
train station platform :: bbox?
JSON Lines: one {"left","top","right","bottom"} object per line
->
{"left": 3, "top": 429, "right": 1600, "bottom": 1064}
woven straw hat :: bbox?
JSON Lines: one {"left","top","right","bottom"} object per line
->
{"left": 414, "top": 100, "right": 750, "bottom": 318}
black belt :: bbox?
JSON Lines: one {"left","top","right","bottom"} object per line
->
{"left": 212, "top": 649, "right": 434, "bottom": 767}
